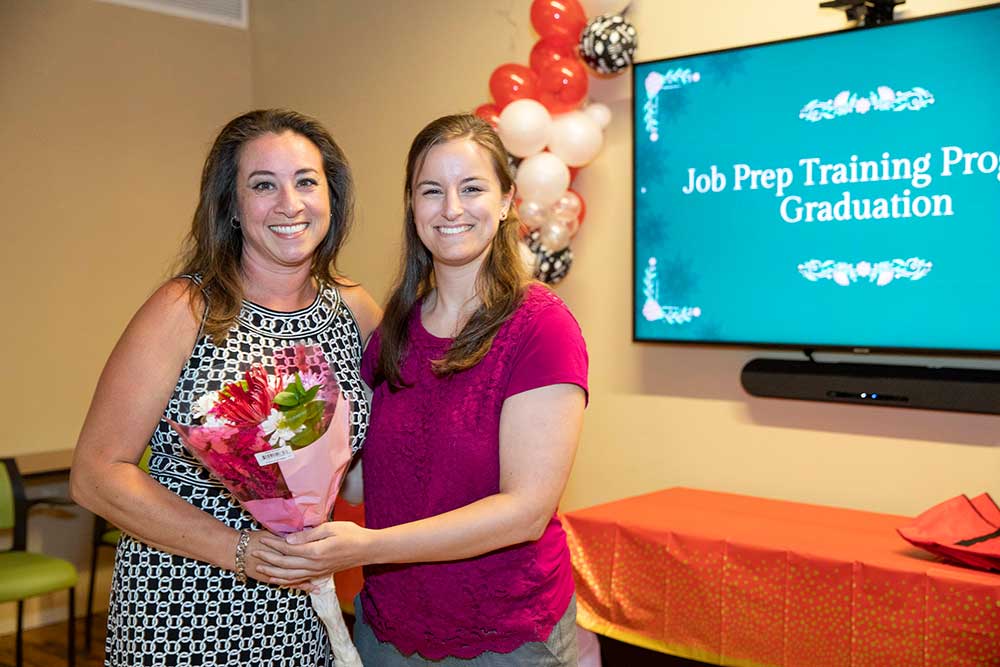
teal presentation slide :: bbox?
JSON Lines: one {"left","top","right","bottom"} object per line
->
{"left": 633, "top": 5, "right": 1000, "bottom": 352}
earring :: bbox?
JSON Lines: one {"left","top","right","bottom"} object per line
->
{"left": 230, "top": 216, "right": 240, "bottom": 229}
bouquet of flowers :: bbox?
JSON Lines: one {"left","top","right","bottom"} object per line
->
{"left": 170, "top": 343, "right": 362, "bottom": 667}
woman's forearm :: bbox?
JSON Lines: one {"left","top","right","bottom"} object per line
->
{"left": 371, "top": 491, "right": 551, "bottom": 564}
{"left": 257, "top": 490, "right": 551, "bottom": 583}
{"left": 258, "top": 385, "right": 584, "bottom": 581}
{"left": 71, "top": 460, "right": 239, "bottom": 570}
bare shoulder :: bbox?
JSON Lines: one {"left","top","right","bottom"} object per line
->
{"left": 141, "top": 278, "right": 203, "bottom": 328}
{"left": 338, "top": 282, "right": 382, "bottom": 344}
{"left": 123, "top": 278, "right": 203, "bottom": 360}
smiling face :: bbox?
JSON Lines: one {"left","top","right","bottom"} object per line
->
{"left": 411, "top": 138, "right": 513, "bottom": 274}
{"left": 235, "top": 130, "right": 331, "bottom": 271}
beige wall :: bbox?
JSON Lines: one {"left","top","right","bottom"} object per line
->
{"left": 0, "top": 0, "right": 253, "bottom": 459}
{"left": 252, "top": 0, "right": 999, "bottom": 518}
{"left": 0, "top": 0, "right": 252, "bottom": 632}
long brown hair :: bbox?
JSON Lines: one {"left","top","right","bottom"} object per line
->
{"left": 177, "top": 109, "right": 355, "bottom": 343}
{"left": 377, "top": 114, "right": 527, "bottom": 387}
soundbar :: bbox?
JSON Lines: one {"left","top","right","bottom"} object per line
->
{"left": 741, "top": 358, "right": 1000, "bottom": 415}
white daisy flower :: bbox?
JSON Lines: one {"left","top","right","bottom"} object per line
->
{"left": 260, "top": 408, "right": 284, "bottom": 435}
{"left": 192, "top": 391, "right": 221, "bottom": 419}
{"left": 267, "top": 425, "right": 301, "bottom": 447}
{"left": 203, "top": 413, "right": 231, "bottom": 428}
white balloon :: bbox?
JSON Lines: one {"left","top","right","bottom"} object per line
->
{"left": 519, "top": 200, "right": 550, "bottom": 229}
{"left": 550, "top": 190, "right": 582, "bottom": 224}
{"left": 579, "top": 0, "right": 629, "bottom": 17}
{"left": 516, "top": 152, "right": 570, "bottom": 207}
{"left": 583, "top": 102, "right": 612, "bottom": 129}
{"left": 496, "top": 99, "right": 552, "bottom": 158}
{"left": 547, "top": 111, "right": 604, "bottom": 167}
{"left": 538, "top": 219, "right": 571, "bottom": 252}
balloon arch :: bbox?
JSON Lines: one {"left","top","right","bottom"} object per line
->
{"left": 472, "top": 0, "right": 637, "bottom": 284}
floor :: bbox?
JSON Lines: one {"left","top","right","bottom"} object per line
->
{"left": 0, "top": 613, "right": 105, "bottom": 667}
{"left": 0, "top": 613, "right": 708, "bottom": 667}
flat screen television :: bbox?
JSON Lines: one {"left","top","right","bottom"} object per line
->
{"left": 632, "top": 4, "right": 1000, "bottom": 355}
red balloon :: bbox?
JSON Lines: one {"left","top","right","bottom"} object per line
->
{"left": 489, "top": 63, "right": 539, "bottom": 108}
{"left": 529, "top": 36, "right": 579, "bottom": 74}
{"left": 530, "top": 0, "right": 587, "bottom": 41}
{"left": 536, "top": 58, "right": 589, "bottom": 113}
{"left": 474, "top": 102, "right": 501, "bottom": 128}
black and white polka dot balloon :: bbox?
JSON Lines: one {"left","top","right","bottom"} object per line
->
{"left": 526, "top": 230, "right": 573, "bottom": 285}
{"left": 579, "top": 13, "right": 638, "bottom": 76}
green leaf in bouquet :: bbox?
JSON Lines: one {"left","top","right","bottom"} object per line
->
{"left": 288, "top": 427, "right": 320, "bottom": 449}
{"left": 283, "top": 400, "right": 325, "bottom": 430}
{"left": 301, "top": 385, "right": 321, "bottom": 403}
{"left": 294, "top": 373, "right": 306, "bottom": 395}
{"left": 302, "top": 398, "right": 325, "bottom": 421}
{"left": 273, "top": 391, "right": 299, "bottom": 407}
{"left": 282, "top": 405, "right": 307, "bottom": 429}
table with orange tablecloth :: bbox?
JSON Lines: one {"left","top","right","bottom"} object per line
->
{"left": 562, "top": 487, "right": 1000, "bottom": 667}
{"left": 331, "top": 497, "right": 365, "bottom": 614}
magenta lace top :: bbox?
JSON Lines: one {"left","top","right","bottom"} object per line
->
{"left": 358, "top": 284, "right": 588, "bottom": 660}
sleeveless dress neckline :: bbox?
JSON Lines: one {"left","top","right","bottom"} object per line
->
{"left": 242, "top": 280, "right": 325, "bottom": 315}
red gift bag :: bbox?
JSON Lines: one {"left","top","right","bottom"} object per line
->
{"left": 898, "top": 493, "right": 1000, "bottom": 572}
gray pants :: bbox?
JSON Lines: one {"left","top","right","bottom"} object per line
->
{"left": 353, "top": 595, "right": 579, "bottom": 666}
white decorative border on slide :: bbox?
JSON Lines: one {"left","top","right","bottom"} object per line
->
{"left": 799, "top": 86, "right": 935, "bottom": 122}
{"left": 797, "top": 257, "right": 933, "bottom": 286}
{"left": 642, "top": 258, "right": 702, "bottom": 323}
{"left": 642, "top": 69, "right": 701, "bottom": 142}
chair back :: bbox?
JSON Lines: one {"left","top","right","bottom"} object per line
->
{"left": 0, "top": 460, "right": 13, "bottom": 530}
{"left": 0, "top": 458, "right": 28, "bottom": 550}
{"left": 138, "top": 445, "right": 152, "bottom": 473}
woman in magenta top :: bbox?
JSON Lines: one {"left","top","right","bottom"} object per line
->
{"left": 259, "top": 113, "right": 588, "bottom": 665}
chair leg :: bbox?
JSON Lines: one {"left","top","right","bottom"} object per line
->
{"left": 68, "top": 587, "right": 76, "bottom": 667}
{"left": 85, "top": 538, "right": 99, "bottom": 652}
{"left": 15, "top": 599, "right": 23, "bottom": 667}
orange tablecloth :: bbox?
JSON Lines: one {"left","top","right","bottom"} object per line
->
{"left": 562, "top": 487, "right": 1000, "bottom": 667}
{"left": 331, "top": 497, "right": 365, "bottom": 614}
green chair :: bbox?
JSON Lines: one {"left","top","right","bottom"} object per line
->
{"left": 0, "top": 458, "right": 78, "bottom": 667}
{"left": 84, "top": 445, "right": 150, "bottom": 652}
{"left": 84, "top": 516, "right": 120, "bottom": 652}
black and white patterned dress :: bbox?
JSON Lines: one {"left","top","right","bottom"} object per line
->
{"left": 105, "top": 281, "right": 370, "bottom": 667}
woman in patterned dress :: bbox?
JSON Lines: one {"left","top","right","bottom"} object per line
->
{"left": 257, "top": 114, "right": 588, "bottom": 665}
{"left": 70, "top": 109, "right": 380, "bottom": 666}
